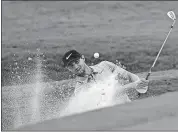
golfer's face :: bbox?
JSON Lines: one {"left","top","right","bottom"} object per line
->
{"left": 67, "top": 58, "right": 85, "bottom": 75}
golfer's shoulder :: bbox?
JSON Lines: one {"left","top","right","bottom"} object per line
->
{"left": 99, "top": 61, "right": 117, "bottom": 67}
{"left": 95, "top": 61, "right": 119, "bottom": 71}
{"left": 94, "top": 61, "right": 112, "bottom": 68}
{"left": 99, "top": 61, "right": 127, "bottom": 73}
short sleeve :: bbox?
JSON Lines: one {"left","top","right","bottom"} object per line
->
{"left": 102, "top": 61, "right": 130, "bottom": 82}
{"left": 103, "top": 61, "right": 127, "bottom": 73}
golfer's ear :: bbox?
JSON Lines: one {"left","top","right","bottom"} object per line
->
{"left": 81, "top": 55, "right": 85, "bottom": 61}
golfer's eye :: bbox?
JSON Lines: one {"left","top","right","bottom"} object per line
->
{"left": 67, "top": 60, "right": 80, "bottom": 69}
{"left": 74, "top": 60, "right": 80, "bottom": 64}
{"left": 67, "top": 63, "right": 74, "bottom": 68}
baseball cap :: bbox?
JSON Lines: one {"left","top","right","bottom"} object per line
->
{"left": 62, "top": 50, "right": 81, "bottom": 67}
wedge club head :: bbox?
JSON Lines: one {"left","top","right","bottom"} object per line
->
{"left": 167, "top": 11, "right": 176, "bottom": 20}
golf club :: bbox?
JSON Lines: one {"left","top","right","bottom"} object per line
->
{"left": 138, "top": 11, "right": 176, "bottom": 94}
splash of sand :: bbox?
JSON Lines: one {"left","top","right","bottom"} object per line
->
{"left": 60, "top": 74, "right": 128, "bottom": 117}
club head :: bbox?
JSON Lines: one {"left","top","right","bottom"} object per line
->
{"left": 167, "top": 11, "right": 176, "bottom": 20}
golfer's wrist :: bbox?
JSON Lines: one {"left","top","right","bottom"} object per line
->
{"left": 134, "top": 81, "right": 138, "bottom": 89}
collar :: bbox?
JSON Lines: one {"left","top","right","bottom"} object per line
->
{"left": 76, "top": 65, "right": 103, "bottom": 84}
{"left": 90, "top": 65, "right": 103, "bottom": 74}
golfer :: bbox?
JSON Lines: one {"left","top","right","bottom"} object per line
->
{"left": 62, "top": 50, "right": 149, "bottom": 104}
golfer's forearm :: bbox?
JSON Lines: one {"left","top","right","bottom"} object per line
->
{"left": 117, "top": 72, "right": 139, "bottom": 92}
{"left": 121, "top": 82, "right": 137, "bottom": 92}
{"left": 128, "top": 72, "right": 140, "bottom": 82}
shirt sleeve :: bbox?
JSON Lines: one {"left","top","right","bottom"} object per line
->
{"left": 102, "top": 61, "right": 143, "bottom": 93}
{"left": 102, "top": 61, "right": 130, "bottom": 81}
{"left": 103, "top": 61, "right": 127, "bottom": 73}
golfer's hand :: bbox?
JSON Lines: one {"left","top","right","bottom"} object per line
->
{"left": 136, "top": 78, "right": 149, "bottom": 90}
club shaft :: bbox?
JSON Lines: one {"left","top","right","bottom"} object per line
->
{"left": 146, "top": 20, "right": 176, "bottom": 80}
{"left": 152, "top": 20, "right": 175, "bottom": 68}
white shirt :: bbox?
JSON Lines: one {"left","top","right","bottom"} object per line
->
{"left": 74, "top": 61, "right": 138, "bottom": 105}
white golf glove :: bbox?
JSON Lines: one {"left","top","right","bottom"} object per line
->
{"left": 135, "top": 78, "right": 149, "bottom": 93}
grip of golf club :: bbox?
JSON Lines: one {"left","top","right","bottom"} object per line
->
{"left": 146, "top": 72, "right": 151, "bottom": 80}
{"left": 138, "top": 72, "right": 150, "bottom": 94}
{"left": 141, "top": 72, "right": 151, "bottom": 93}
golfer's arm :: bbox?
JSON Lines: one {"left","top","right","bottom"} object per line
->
{"left": 118, "top": 71, "right": 140, "bottom": 92}
{"left": 127, "top": 71, "right": 140, "bottom": 83}
{"left": 104, "top": 61, "right": 139, "bottom": 91}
